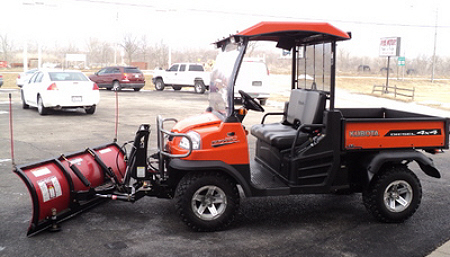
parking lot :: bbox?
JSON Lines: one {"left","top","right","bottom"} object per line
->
{"left": 1, "top": 88, "right": 450, "bottom": 257}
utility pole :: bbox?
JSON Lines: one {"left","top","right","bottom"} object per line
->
{"left": 431, "top": 8, "right": 438, "bottom": 83}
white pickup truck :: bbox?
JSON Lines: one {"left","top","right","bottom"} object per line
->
{"left": 152, "top": 63, "right": 210, "bottom": 94}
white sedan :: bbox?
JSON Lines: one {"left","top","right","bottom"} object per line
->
{"left": 16, "top": 68, "right": 38, "bottom": 88}
{"left": 21, "top": 70, "right": 100, "bottom": 115}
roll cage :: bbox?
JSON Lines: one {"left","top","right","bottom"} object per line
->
{"left": 212, "top": 21, "right": 351, "bottom": 115}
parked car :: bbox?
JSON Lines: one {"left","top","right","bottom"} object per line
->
{"left": 89, "top": 66, "right": 145, "bottom": 91}
{"left": 21, "top": 69, "right": 100, "bottom": 115}
{"left": 234, "top": 59, "right": 270, "bottom": 105}
{"left": 152, "top": 63, "right": 210, "bottom": 94}
{"left": 0, "top": 74, "right": 3, "bottom": 87}
{"left": 16, "top": 68, "right": 38, "bottom": 88}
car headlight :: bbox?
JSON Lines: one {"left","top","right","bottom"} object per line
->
{"left": 179, "top": 131, "right": 201, "bottom": 150}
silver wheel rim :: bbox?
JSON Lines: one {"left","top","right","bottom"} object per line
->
{"left": 383, "top": 180, "right": 413, "bottom": 212}
{"left": 156, "top": 80, "right": 162, "bottom": 90}
{"left": 195, "top": 83, "right": 202, "bottom": 92}
{"left": 191, "top": 185, "right": 227, "bottom": 221}
{"left": 112, "top": 82, "right": 120, "bottom": 90}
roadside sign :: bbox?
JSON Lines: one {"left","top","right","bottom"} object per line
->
{"left": 379, "top": 37, "right": 401, "bottom": 57}
{"left": 398, "top": 56, "right": 405, "bottom": 66}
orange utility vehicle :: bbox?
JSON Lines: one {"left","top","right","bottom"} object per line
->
{"left": 15, "top": 21, "right": 449, "bottom": 236}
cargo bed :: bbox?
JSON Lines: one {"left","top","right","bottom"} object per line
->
{"left": 339, "top": 108, "right": 449, "bottom": 151}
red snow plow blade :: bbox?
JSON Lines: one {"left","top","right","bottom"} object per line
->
{"left": 14, "top": 143, "right": 126, "bottom": 236}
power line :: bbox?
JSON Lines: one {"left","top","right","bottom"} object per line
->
{"left": 72, "top": 0, "right": 450, "bottom": 29}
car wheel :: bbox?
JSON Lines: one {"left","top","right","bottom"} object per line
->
{"left": 37, "top": 96, "right": 48, "bottom": 115}
{"left": 21, "top": 90, "right": 29, "bottom": 109}
{"left": 133, "top": 87, "right": 142, "bottom": 92}
{"left": 172, "top": 86, "right": 182, "bottom": 91}
{"left": 154, "top": 78, "right": 165, "bottom": 91}
{"left": 259, "top": 98, "right": 268, "bottom": 106}
{"left": 112, "top": 81, "right": 121, "bottom": 91}
{"left": 85, "top": 105, "right": 96, "bottom": 114}
{"left": 194, "top": 81, "right": 206, "bottom": 94}
{"left": 175, "top": 171, "right": 239, "bottom": 232}
{"left": 363, "top": 165, "right": 422, "bottom": 223}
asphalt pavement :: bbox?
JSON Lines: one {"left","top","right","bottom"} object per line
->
{"left": 1, "top": 87, "right": 450, "bottom": 257}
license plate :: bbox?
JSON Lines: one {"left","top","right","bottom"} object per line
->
{"left": 252, "top": 81, "right": 262, "bottom": 87}
{"left": 72, "top": 96, "right": 82, "bottom": 102}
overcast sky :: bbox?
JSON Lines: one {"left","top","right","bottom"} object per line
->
{"left": 2, "top": 0, "right": 450, "bottom": 59}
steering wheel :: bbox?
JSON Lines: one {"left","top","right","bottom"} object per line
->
{"left": 238, "top": 90, "right": 264, "bottom": 112}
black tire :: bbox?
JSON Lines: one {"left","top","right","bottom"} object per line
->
{"left": 112, "top": 81, "right": 121, "bottom": 91}
{"left": 37, "top": 95, "right": 48, "bottom": 115}
{"left": 194, "top": 80, "right": 206, "bottom": 94}
{"left": 21, "top": 90, "right": 29, "bottom": 109}
{"left": 85, "top": 105, "right": 96, "bottom": 114}
{"left": 133, "top": 87, "right": 142, "bottom": 92}
{"left": 172, "top": 86, "right": 182, "bottom": 91}
{"left": 363, "top": 165, "right": 422, "bottom": 223}
{"left": 175, "top": 171, "right": 240, "bottom": 232}
{"left": 154, "top": 78, "right": 165, "bottom": 91}
{"left": 259, "top": 98, "right": 267, "bottom": 106}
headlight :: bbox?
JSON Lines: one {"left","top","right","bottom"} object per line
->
{"left": 179, "top": 131, "right": 201, "bottom": 150}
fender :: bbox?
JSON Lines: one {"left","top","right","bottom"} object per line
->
{"left": 168, "top": 159, "right": 252, "bottom": 196}
{"left": 364, "top": 150, "right": 441, "bottom": 180}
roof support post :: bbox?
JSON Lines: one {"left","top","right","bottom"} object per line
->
{"left": 291, "top": 46, "right": 297, "bottom": 90}
{"left": 330, "top": 41, "right": 336, "bottom": 110}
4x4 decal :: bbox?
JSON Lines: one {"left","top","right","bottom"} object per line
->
{"left": 385, "top": 129, "right": 441, "bottom": 137}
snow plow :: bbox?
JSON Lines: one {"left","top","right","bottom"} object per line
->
{"left": 14, "top": 21, "right": 449, "bottom": 236}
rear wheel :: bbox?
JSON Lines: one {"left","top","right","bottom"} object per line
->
{"left": 85, "top": 105, "right": 96, "bottom": 114}
{"left": 363, "top": 165, "right": 422, "bottom": 223}
{"left": 37, "top": 96, "right": 48, "bottom": 115}
{"left": 112, "top": 81, "right": 121, "bottom": 91}
{"left": 194, "top": 80, "right": 206, "bottom": 94}
{"left": 172, "top": 86, "right": 182, "bottom": 91}
{"left": 154, "top": 78, "right": 165, "bottom": 91}
{"left": 133, "top": 87, "right": 142, "bottom": 92}
{"left": 175, "top": 171, "right": 239, "bottom": 231}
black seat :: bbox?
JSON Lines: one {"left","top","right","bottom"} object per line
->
{"left": 251, "top": 89, "right": 326, "bottom": 149}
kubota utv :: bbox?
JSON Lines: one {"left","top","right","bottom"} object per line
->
{"left": 15, "top": 21, "right": 449, "bottom": 236}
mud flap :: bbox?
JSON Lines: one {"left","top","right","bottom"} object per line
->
{"left": 14, "top": 143, "right": 126, "bottom": 236}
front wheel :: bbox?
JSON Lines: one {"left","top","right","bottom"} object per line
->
{"left": 363, "top": 165, "right": 422, "bottom": 223}
{"left": 21, "top": 90, "right": 29, "bottom": 109}
{"left": 175, "top": 171, "right": 240, "bottom": 231}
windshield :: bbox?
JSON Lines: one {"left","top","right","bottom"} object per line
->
{"left": 208, "top": 43, "right": 245, "bottom": 117}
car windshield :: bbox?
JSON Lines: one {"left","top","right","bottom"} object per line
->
{"left": 49, "top": 72, "right": 89, "bottom": 81}
{"left": 208, "top": 43, "right": 245, "bottom": 117}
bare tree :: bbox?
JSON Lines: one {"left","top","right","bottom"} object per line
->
{"left": 0, "top": 33, "right": 15, "bottom": 63}
{"left": 86, "top": 38, "right": 114, "bottom": 66}
{"left": 139, "top": 35, "right": 148, "bottom": 63}
{"left": 120, "top": 34, "right": 138, "bottom": 64}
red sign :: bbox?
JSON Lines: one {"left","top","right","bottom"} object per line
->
{"left": 379, "top": 37, "right": 401, "bottom": 57}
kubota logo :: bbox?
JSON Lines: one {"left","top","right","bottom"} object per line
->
{"left": 211, "top": 136, "right": 239, "bottom": 147}
{"left": 349, "top": 130, "right": 379, "bottom": 137}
